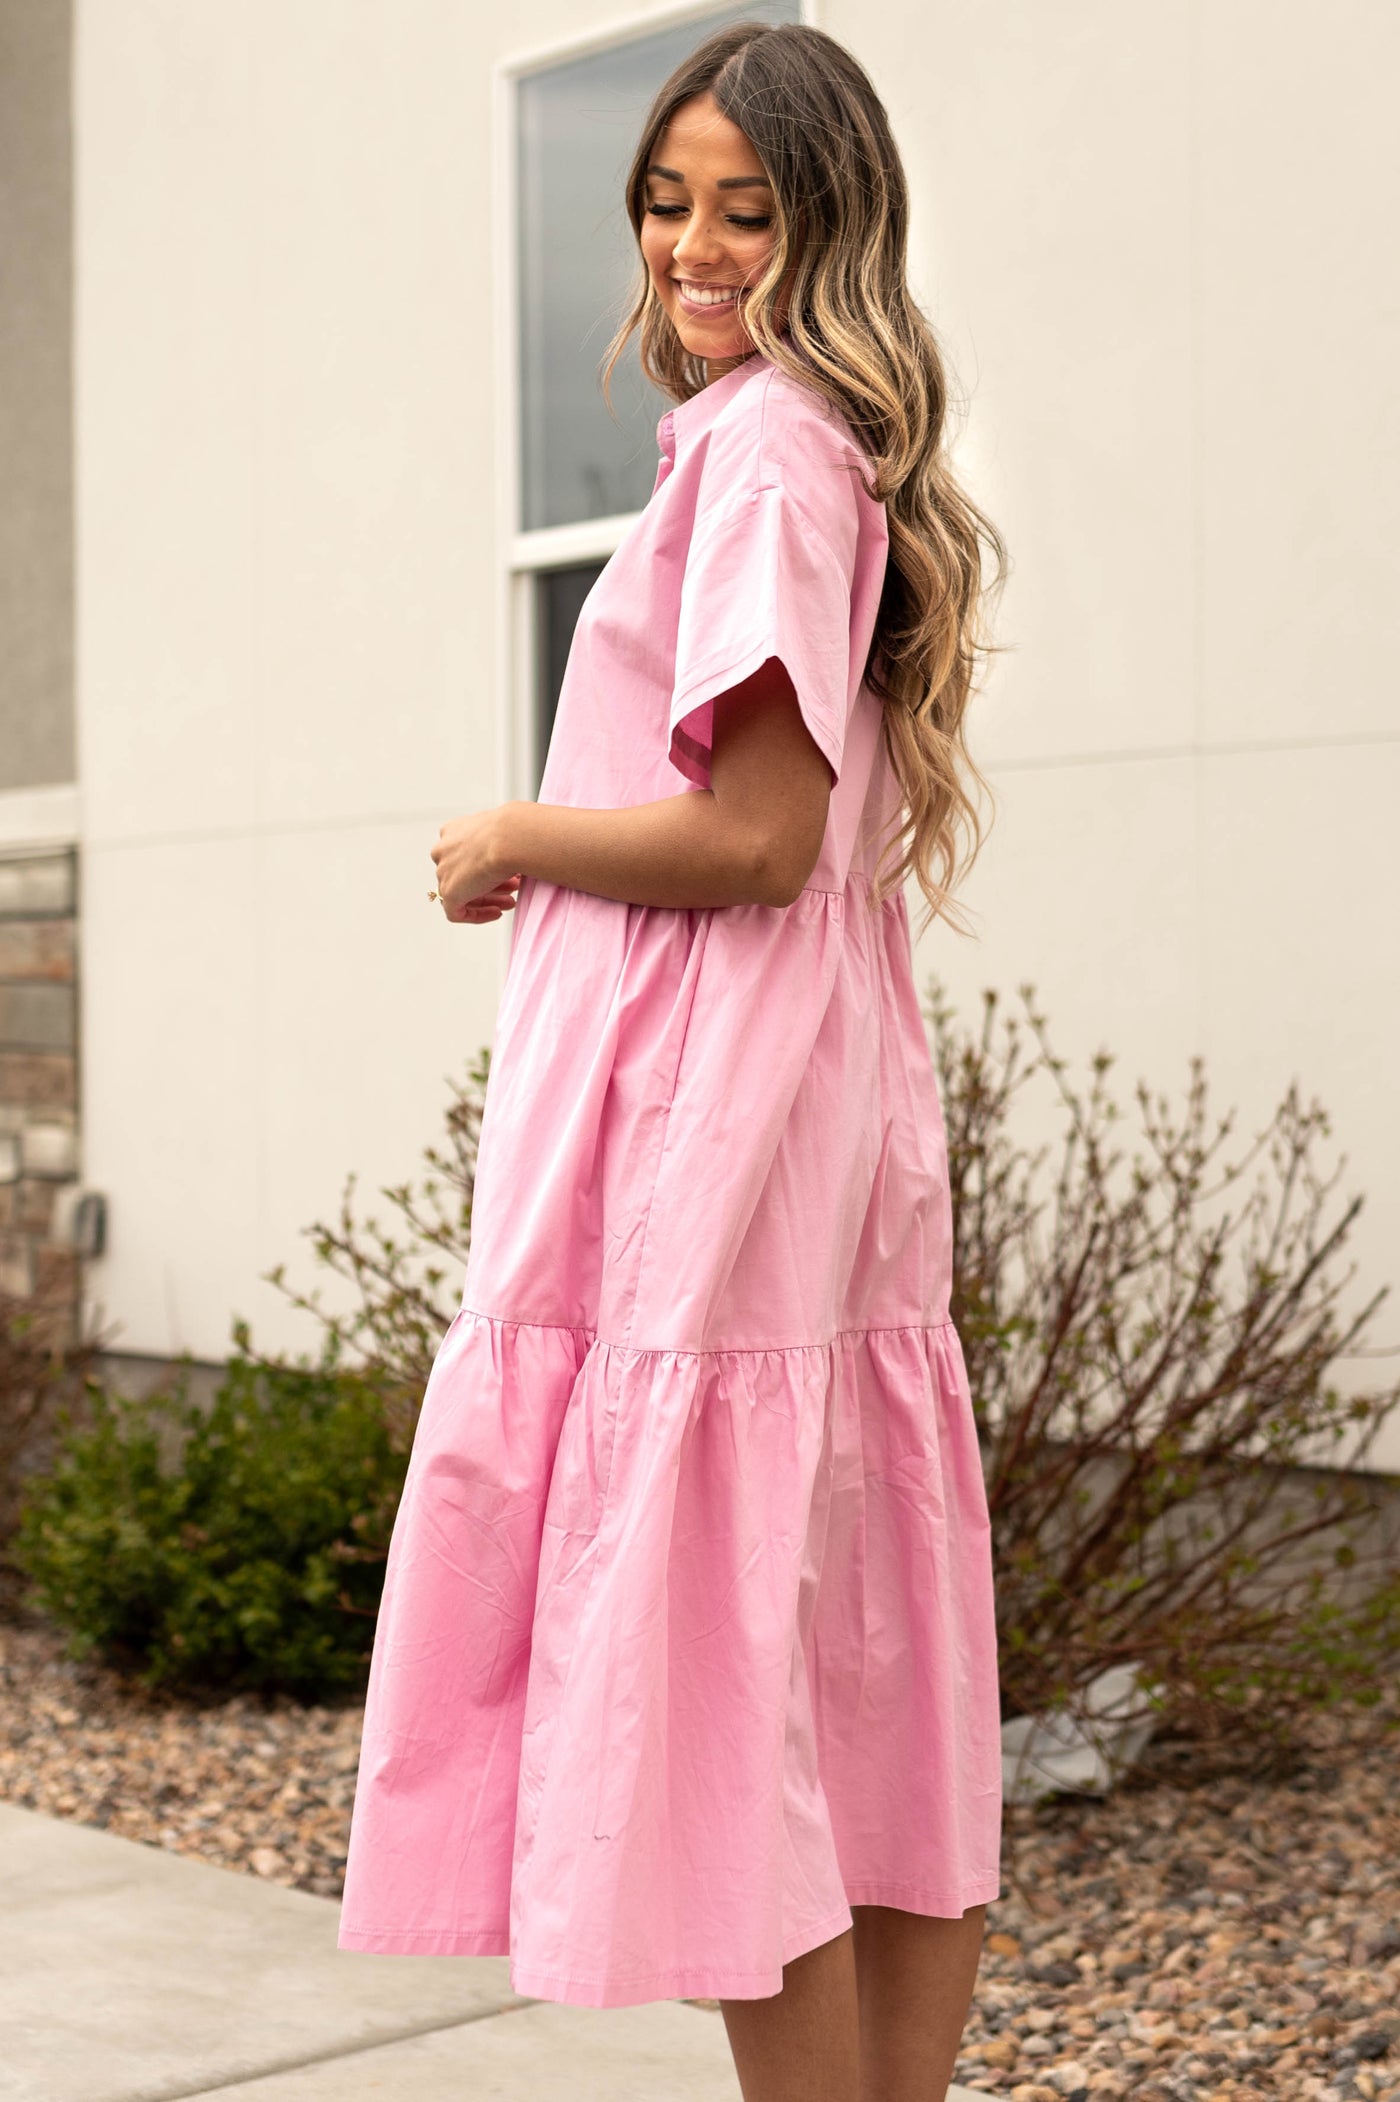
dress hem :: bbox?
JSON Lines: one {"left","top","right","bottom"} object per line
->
{"left": 842, "top": 1875, "right": 1002, "bottom": 1913}
{"left": 337, "top": 1904, "right": 852, "bottom": 2006}
{"left": 335, "top": 1881, "right": 1001, "bottom": 2006}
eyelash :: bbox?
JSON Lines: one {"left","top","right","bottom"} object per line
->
{"left": 645, "top": 204, "right": 772, "bottom": 231}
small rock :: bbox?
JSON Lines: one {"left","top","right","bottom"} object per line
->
{"left": 1049, "top": 2062, "right": 1091, "bottom": 2094}
{"left": 249, "top": 1846, "right": 286, "bottom": 1878}
{"left": 982, "top": 2036, "right": 1021, "bottom": 2069}
{"left": 987, "top": 1931, "right": 1024, "bottom": 1958}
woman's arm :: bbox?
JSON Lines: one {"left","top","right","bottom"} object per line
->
{"left": 431, "top": 659, "right": 833, "bottom": 919}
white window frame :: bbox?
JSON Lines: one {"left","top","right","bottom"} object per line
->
{"left": 0, "top": 784, "right": 80, "bottom": 853}
{"left": 493, "top": 0, "right": 815, "bottom": 803}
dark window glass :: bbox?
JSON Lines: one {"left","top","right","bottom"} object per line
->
{"left": 515, "top": 0, "right": 801, "bottom": 532}
{"left": 535, "top": 561, "right": 607, "bottom": 786}
{"left": 0, "top": 2, "right": 74, "bottom": 790}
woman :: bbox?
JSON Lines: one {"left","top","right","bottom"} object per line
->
{"left": 338, "top": 22, "right": 1006, "bottom": 2101}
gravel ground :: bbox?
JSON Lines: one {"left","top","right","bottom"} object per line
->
{"left": 950, "top": 1720, "right": 1400, "bottom": 2102}
{"left": 3, "top": 1612, "right": 1397, "bottom": 2100}
{"left": 0, "top": 1615, "right": 362, "bottom": 1898}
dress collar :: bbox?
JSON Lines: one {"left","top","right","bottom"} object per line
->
{"left": 655, "top": 351, "right": 768, "bottom": 462}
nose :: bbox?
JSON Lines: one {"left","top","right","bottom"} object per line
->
{"left": 671, "top": 210, "right": 725, "bottom": 272}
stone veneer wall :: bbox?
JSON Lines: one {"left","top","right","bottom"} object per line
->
{"left": 0, "top": 847, "right": 79, "bottom": 1327}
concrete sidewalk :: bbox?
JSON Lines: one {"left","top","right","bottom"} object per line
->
{"left": 1, "top": 1804, "right": 985, "bottom": 2100}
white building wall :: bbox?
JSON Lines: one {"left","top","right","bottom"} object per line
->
{"left": 75, "top": 0, "right": 509, "bottom": 1356}
{"left": 73, "top": 2, "right": 1400, "bottom": 1456}
{"left": 875, "top": 0, "right": 1400, "bottom": 1460}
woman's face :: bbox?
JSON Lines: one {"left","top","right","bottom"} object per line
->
{"left": 639, "top": 92, "right": 780, "bottom": 375}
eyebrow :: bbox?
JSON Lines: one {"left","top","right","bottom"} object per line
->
{"left": 645, "top": 163, "right": 772, "bottom": 191}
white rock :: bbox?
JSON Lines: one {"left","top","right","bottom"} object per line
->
{"left": 1002, "top": 1664, "right": 1159, "bottom": 1804}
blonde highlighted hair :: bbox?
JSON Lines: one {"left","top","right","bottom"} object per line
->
{"left": 603, "top": 20, "right": 1008, "bottom": 931}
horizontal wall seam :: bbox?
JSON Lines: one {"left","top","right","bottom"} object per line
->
{"left": 991, "top": 728, "right": 1400, "bottom": 775}
{"left": 68, "top": 728, "right": 1400, "bottom": 853}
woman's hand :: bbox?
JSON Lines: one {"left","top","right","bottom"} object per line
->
{"left": 429, "top": 669, "right": 829, "bottom": 917}
{"left": 429, "top": 666, "right": 828, "bottom": 915}
{"left": 431, "top": 808, "right": 523, "bottom": 923}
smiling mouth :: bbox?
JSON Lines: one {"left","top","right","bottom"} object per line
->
{"left": 672, "top": 279, "right": 741, "bottom": 310}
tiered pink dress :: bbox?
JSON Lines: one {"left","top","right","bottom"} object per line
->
{"left": 337, "top": 352, "right": 1002, "bottom": 2007}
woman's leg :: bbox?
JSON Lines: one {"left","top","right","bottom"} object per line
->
{"left": 719, "top": 1926, "right": 862, "bottom": 2102}
{"left": 849, "top": 1902, "right": 987, "bottom": 2102}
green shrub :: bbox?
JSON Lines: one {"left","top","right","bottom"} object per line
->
{"left": 12, "top": 1343, "right": 406, "bottom": 1697}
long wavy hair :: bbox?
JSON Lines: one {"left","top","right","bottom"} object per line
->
{"left": 603, "top": 21, "right": 1008, "bottom": 932}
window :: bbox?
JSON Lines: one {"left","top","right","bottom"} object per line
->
{"left": 0, "top": 0, "right": 74, "bottom": 800}
{"left": 533, "top": 561, "right": 607, "bottom": 778}
{"left": 507, "top": 0, "right": 802, "bottom": 788}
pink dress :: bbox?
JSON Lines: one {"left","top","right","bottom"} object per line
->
{"left": 337, "top": 353, "right": 1002, "bottom": 2007}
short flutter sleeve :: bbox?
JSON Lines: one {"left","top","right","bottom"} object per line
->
{"left": 668, "top": 434, "right": 865, "bottom": 791}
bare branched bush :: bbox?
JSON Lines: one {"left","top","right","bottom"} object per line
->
{"left": 264, "top": 1003, "right": 1400, "bottom": 1762}
{"left": 264, "top": 1050, "right": 488, "bottom": 1450}
{"left": 930, "top": 980, "right": 1400, "bottom": 1762}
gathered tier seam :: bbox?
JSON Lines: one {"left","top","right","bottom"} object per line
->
{"left": 455, "top": 1304, "right": 956, "bottom": 1356}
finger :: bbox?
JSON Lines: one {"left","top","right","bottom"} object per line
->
{"left": 437, "top": 883, "right": 519, "bottom": 918}
{"left": 455, "top": 883, "right": 515, "bottom": 909}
